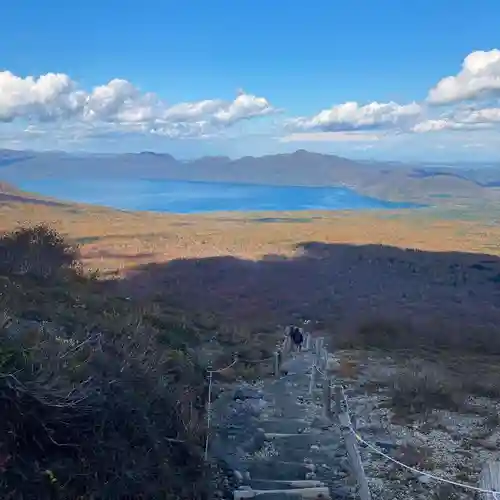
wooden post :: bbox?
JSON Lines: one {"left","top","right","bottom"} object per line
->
{"left": 315, "top": 337, "right": 324, "bottom": 365}
{"left": 273, "top": 351, "right": 280, "bottom": 377}
{"left": 204, "top": 364, "right": 213, "bottom": 461}
{"left": 314, "top": 338, "right": 321, "bottom": 362}
{"left": 334, "top": 385, "right": 371, "bottom": 500}
{"left": 322, "top": 372, "right": 332, "bottom": 418}
{"left": 283, "top": 335, "right": 291, "bottom": 357}
{"left": 308, "top": 359, "right": 316, "bottom": 395}
{"left": 305, "top": 332, "right": 311, "bottom": 350}
{"left": 321, "top": 347, "right": 328, "bottom": 371}
{"left": 478, "top": 460, "right": 500, "bottom": 499}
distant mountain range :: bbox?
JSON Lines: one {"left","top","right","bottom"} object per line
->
{"left": 1, "top": 148, "right": 499, "bottom": 204}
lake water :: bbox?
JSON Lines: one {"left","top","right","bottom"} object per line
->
{"left": 9, "top": 178, "right": 420, "bottom": 213}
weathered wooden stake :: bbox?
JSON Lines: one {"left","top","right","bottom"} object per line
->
{"left": 273, "top": 351, "right": 280, "bottom": 377}
{"left": 281, "top": 334, "right": 290, "bottom": 360}
{"left": 308, "top": 360, "right": 316, "bottom": 395}
{"left": 204, "top": 366, "right": 213, "bottom": 461}
{"left": 305, "top": 332, "right": 311, "bottom": 350}
{"left": 321, "top": 347, "right": 328, "bottom": 371}
{"left": 322, "top": 372, "right": 332, "bottom": 418}
{"left": 315, "top": 337, "right": 324, "bottom": 365}
{"left": 478, "top": 460, "right": 500, "bottom": 499}
{"left": 334, "top": 385, "right": 371, "bottom": 500}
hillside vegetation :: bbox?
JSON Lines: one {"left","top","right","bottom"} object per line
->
{"left": 0, "top": 224, "right": 211, "bottom": 499}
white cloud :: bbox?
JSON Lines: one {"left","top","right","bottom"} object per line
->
{"left": 413, "top": 119, "right": 480, "bottom": 133}
{"left": 413, "top": 106, "right": 500, "bottom": 133}
{"left": 288, "top": 101, "right": 422, "bottom": 133}
{"left": 4, "top": 49, "right": 500, "bottom": 154}
{"left": 0, "top": 70, "right": 275, "bottom": 139}
{"left": 0, "top": 71, "right": 84, "bottom": 122}
{"left": 280, "top": 131, "right": 380, "bottom": 142}
{"left": 460, "top": 106, "right": 500, "bottom": 124}
{"left": 427, "top": 49, "right": 500, "bottom": 104}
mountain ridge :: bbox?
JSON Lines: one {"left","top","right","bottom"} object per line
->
{"left": 1, "top": 148, "right": 500, "bottom": 204}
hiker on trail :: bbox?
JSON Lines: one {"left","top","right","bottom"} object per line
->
{"left": 290, "top": 326, "right": 304, "bottom": 351}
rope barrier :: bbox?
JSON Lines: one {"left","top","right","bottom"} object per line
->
{"left": 348, "top": 423, "right": 500, "bottom": 496}
{"left": 209, "top": 357, "right": 239, "bottom": 373}
{"left": 311, "top": 354, "right": 500, "bottom": 497}
{"left": 203, "top": 350, "right": 278, "bottom": 461}
{"left": 239, "top": 355, "right": 275, "bottom": 364}
{"left": 315, "top": 365, "right": 326, "bottom": 377}
{"left": 204, "top": 334, "right": 500, "bottom": 496}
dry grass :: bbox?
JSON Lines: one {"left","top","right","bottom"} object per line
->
{"left": 2, "top": 201, "right": 500, "bottom": 277}
{"left": 337, "top": 358, "right": 359, "bottom": 379}
{"left": 3, "top": 199, "right": 500, "bottom": 349}
{"left": 388, "top": 366, "right": 466, "bottom": 417}
{"left": 385, "top": 354, "right": 500, "bottom": 420}
{"left": 0, "top": 225, "right": 213, "bottom": 499}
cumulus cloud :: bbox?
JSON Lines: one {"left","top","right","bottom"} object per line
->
{"left": 288, "top": 101, "right": 422, "bottom": 133}
{"left": 427, "top": 49, "right": 500, "bottom": 104}
{"left": 0, "top": 71, "right": 84, "bottom": 122}
{"left": 280, "top": 131, "right": 380, "bottom": 143}
{"left": 413, "top": 119, "right": 482, "bottom": 133}
{"left": 0, "top": 70, "right": 275, "bottom": 139}
{"left": 413, "top": 106, "right": 500, "bottom": 133}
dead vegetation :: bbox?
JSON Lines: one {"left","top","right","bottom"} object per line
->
{"left": 387, "top": 364, "right": 466, "bottom": 417}
{"left": 0, "top": 225, "right": 211, "bottom": 499}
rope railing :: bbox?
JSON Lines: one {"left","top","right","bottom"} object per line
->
{"left": 203, "top": 334, "right": 298, "bottom": 461}
{"left": 204, "top": 330, "right": 500, "bottom": 497}
{"left": 311, "top": 344, "right": 500, "bottom": 499}
{"left": 347, "top": 422, "right": 500, "bottom": 497}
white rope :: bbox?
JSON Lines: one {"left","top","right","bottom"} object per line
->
{"left": 204, "top": 356, "right": 237, "bottom": 461}
{"left": 203, "top": 352, "right": 275, "bottom": 461}
{"left": 209, "top": 357, "right": 239, "bottom": 373}
{"left": 299, "top": 350, "right": 500, "bottom": 496}
{"left": 203, "top": 343, "right": 500, "bottom": 495}
{"left": 348, "top": 423, "right": 500, "bottom": 496}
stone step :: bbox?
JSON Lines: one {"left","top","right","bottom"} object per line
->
{"left": 233, "top": 486, "right": 331, "bottom": 499}
{"left": 242, "top": 460, "right": 316, "bottom": 480}
{"left": 266, "top": 433, "right": 324, "bottom": 451}
{"left": 270, "top": 443, "right": 343, "bottom": 466}
{"left": 248, "top": 479, "right": 326, "bottom": 490}
{"left": 264, "top": 432, "right": 312, "bottom": 439}
{"left": 257, "top": 419, "right": 308, "bottom": 434}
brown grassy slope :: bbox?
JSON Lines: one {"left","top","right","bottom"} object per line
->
{"left": 1, "top": 200, "right": 500, "bottom": 275}
{"left": 2, "top": 198, "right": 500, "bottom": 349}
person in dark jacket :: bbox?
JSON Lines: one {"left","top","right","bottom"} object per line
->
{"left": 290, "top": 326, "right": 304, "bottom": 351}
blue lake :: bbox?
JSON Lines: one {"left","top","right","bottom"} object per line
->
{"left": 8, "top": 178, "right": 420, "bottom": 213}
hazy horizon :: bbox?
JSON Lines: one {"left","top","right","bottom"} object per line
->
{"left": 2, "top": 147, "right": 500, "bottom": 168}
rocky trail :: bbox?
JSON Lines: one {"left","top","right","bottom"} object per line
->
{"left": 209, "top": 342, "right": 500, "bottom": 500}
{"left": 210, "top": 350, "right": 355, "bottom": 499}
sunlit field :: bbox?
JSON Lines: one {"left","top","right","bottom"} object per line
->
{"left": 2, "top": 200, "right": 500, "bottom": 276}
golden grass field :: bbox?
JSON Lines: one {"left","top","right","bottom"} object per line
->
{"left": 1, "top": 199, "right": 500, "bottom": 276}
{"left": 3, "top": 196, "right": 500, "bottom": 343}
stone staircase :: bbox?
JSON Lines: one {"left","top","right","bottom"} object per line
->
{"left": 212, "top": 351, "right": 356, "bottom": 499}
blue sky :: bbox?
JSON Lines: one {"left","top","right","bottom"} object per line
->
{"left": 2, "top": 0, "right": 500, "bottom": 161}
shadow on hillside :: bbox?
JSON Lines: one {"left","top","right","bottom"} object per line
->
{"left": 84, "top": 248, "right": 157, "bottom": 260}
{"left": 116, "top": 241, "right": 500, "bottom": 354}
{"left": 0, "top": 193, "right": 68, "bottom": 207}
